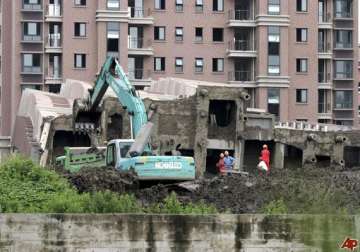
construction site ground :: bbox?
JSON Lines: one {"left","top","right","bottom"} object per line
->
{"left": 60, "top": 165, "right": 360, "bottom": 214}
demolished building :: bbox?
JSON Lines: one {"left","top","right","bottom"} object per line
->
{"left": 12, "top": 78, "right": 274, "bottom": 176}
{"left": 12, "top": 77, "right": 360, "bottom": 175}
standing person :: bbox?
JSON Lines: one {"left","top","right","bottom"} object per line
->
{"left": 224, "top": 151, "right": 235, "bottom": 176}
{"left": 259, "top": 144, "right": 270, "bottom": 175}
{"left": 216, "top": 153, "right": 226, "bottom": 176}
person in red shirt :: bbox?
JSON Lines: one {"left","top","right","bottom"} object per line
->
{"left": 216, "top": 153, "right": 226, "bottom": 176}
{"left": 260, "top": 144, "right": 270, "bottom": 175}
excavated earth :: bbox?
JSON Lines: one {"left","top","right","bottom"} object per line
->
{"left": 64, "top": 166, "right": 360, "bottom": 214}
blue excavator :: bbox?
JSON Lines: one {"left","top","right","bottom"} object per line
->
{"left": 58, "top": 56, "right": 195, "bottom": 181}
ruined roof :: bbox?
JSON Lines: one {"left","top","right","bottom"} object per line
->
{"left": 144, "top": 77, "right": 243, "bottom": 98}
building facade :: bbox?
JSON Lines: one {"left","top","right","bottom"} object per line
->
{"left": 1, "top": 0, "right": 359, "bottom": 136}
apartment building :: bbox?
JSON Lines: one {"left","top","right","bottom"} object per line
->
{"left": 1, "top": 0, "right": 359, "bottom": 136}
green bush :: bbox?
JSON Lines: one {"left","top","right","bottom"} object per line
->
{"left": 0, "top": 157, "right": 218, "bottom": 214}
{"left": 147, "top": 192, "right": 218, "bottom": 215}
{"left": 261, "top": 199, "right": 288, "bottom": 214}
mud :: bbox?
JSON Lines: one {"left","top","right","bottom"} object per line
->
{"left": 66, "top": 167, "right": 139, "bottom": 193}
{"left": 64, "top": 166, "right": 360, "bottom": 214}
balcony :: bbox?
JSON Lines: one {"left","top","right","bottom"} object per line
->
{"left": 22, "top": 35, "right": 43, "bottom": 43}
{"left": 128, "top": 69, "right": 151, "bottom": 87}
{"left": 318, "top": 72, "right": 332, "bottom": 88}
{"left": 128, "top": 37, "right": 153, "bottom": 56}
{"left": 334, "top": 42, "right": 353, "bottom": 50}
{"left": 45, "top": 4, "right": 62, "bottom": 22}
{"left": 45, "top": 66, "right": 62, "bottom": 84}
{"left": 318, "top": 12, "right": 332, "bottom": 29}
{"left": 318, "top": 42, "right": 332, "bottom": 58}
{"left": 21, "top": 66, "right": 42, "bottom": 75}
{"left": 128, "top": 7, "right": 154, "bottom": 25}
{"left": 228, "top": 71, "right": 255, "bottom": 86}
{"left": 227, "top": 40, "right": 257, "bottom": 58}
{"left": 45, "top": 34, "right": 62, "bottom": 53}
{"left": 22, "top": 3, "right": 42, "bottom": 12}
{"left": 334, "top": 72, "right": 353, "bottom": 81}
{"left": 228, "top": 9, "right": 255, "bottom": 27}
{"left": 318, "top": 103, "right": 332, "bottom": 119}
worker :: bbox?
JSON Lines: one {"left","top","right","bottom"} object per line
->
{"left": 216, "top": 153, "right": 226, "bottom": 176}
{"left": 259, "top": 144, "right": 270, "bottom": 175}
{"left": 224, "top": 151, "right": 235, "bottom": 176}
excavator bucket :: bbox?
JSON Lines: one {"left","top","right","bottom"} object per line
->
{"left": 73, "top": 98, "right": 102, "bottom": 133}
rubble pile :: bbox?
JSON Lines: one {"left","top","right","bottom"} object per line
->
{"left": 64, "top": 167, "right": 360, "bottom": 214}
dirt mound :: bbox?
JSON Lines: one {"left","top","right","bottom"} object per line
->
{"left": 67, "top": 167, "right": 139, "bottom": 193}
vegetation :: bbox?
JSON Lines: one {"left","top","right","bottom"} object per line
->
{"left": 0, "top": 156, "right": 217, "bottom": 214}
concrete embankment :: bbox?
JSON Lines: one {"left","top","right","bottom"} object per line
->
{"left": 0, "top": 214, "right": 357, "bottom": 251}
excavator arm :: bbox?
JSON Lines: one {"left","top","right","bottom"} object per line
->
{"left": 73, "top": 57, "right": 147, "bottom": 139}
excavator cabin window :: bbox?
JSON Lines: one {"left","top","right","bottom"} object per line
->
{"left": 106, "top": 143, "right": 116, "bottom": 166}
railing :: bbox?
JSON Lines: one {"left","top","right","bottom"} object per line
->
{"left": 334, "top": 72, "right": 353, "bottom": 79}
{"left": 48, "top": 34, "right": 61, "bottom": 47}
{"left": 335, "top": 103, "right": 353, "bottom": 109}
{"left": 22, "top": 66, "right": 42, "bottom": 74}
{"left": 128, "top": 37, "right": 152, "bottom": 49}
{"left": 318, "top": 42, "right": 331, "bottom": 52}
{"left": 228, "top": 40, "right": 254, "bottom": 51}
{"left": 106, "top": 51, "right": 119, "bottom": 58}
{"left": 334, "top": 42, "right": 353, "bottom": 49}
{"left": 22, "top": 3, "right": 42, "bottom": 11}
{"left": 318, "top": 102, "right": 331, "bottom": 113}
{"left": 318, "top": 72, "right": 331, "bottom": 83}
{"left": 23, "top": 35, "right": 42, "bottom": 42}
{"left": 128, "top": 69, "right": 151, "bottom": 80}
{"left": 46, "top": 66, "right": 62, "bottom": 79}
{"left": 335, "top": 10, "right": 352, "bottom": 18}
{"left": 129, "top": 7, "right": 151, "bottom": 18}
{"left": 228, "top": 9, "right": 253, "bottom": 20}
{"left": 228, "top": 71, "right": 252, "bottom": 82}
{"left": 47, "top": 4, "right": 61, "bottom": 17}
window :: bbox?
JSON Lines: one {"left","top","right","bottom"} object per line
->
{"left": 107, "top": 0, "right": 119, "bottom": 9}
{"left": 23, "top": 0, "right": 41, "bottom": 9}
{"left": 23, "top": 22, "right": 41, "bottom": 41}
{"left": 175, "top": 57, "right": 183, "bottom": 73}
{"left": 22, "top": 54, "right": 41, "bottom": 73}
{"left": 154, "top": 26, "right": 165, "bottom": 40}
{"left": 175, "top": 0, "right": 183, "bottom": 12}
{"left": 74, "top": 0, "right": 86, "bottom": 6}
{"left": 296, "top": 28, "right": 308, "bottom": 42}
{"left": 212, "top": 58, "right": 224, "bottom": 72}
{"left": 212, "top": 28, "right": 224, "bottom": 42}
{"left": 335, "top": 0, "right": 352, "bottom": 18}
{"left": 335, "top": 30, "right": 352, "bottom": 49}
{"left": 296, "top": 89, "right": 308, "bottom": 103}
{"left": 268, "top": 0, "right": 280, "bottom": 15}
{"left": 213, "top": 0, "right": 223, "bottom": 12}
{"left": 107, "top": 22, "right": 119, "bottom": 53}
{"left": 268, "top": 26, "right": 280, "bottom": 75}
{"left": 175, "top": 27, "right": 183, "bottom": 41}
{"left": 106, "top": 144, "right": 116, "bottom": 166}
{"left": 154, "top": 57, "right": 165, "bottom": 71}
{"left": 296, "top": 0, "right": 307, "bottom": 12}
{"left": 155, "top": 0, "right": 165, "bottom": 10}
{"left": 335, "top": 90, "right": 353, "bottom": 109}
{"left": 334, "top": 60, "right": 352, "bottom": 79}
{"left": 195, "top": 0, "right": 203, "bottom": 12}
{"left": 195, "top": 58, "right": 203, "bottom": 72}
{"left": 74, "top": 23, "right": 86, "bottom": 37}
{"left": 195, "top": 27, "right": 203, "bottom": 42}
{"left": 296, "top": 58, "right": 308, "bottom": 73}
{"left": 268, "top": 88, "right": 280, "bottom": 120}
{"left": 74, "top": 54, "right": 86, "bottom": 68}
{"left": 49, "top": 84, "right": 61, "bottom": 93}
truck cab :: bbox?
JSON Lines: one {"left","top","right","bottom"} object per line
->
{"left": 106, "top": 139, "right": 196, "bottom": 181}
